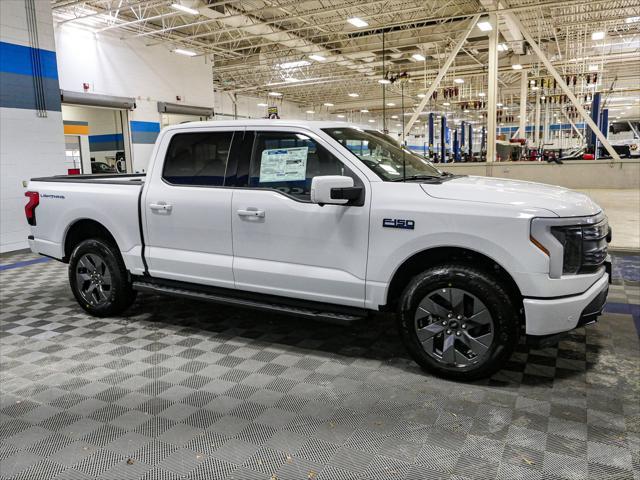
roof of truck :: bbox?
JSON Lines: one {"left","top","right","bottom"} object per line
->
{"left": 163, "top": 119, "right": 358, "bottom": 130}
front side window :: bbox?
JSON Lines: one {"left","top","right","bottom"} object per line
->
{"left": 323, "top": 127, "right": 443, "bottom": 181}
{"left": 248, "top": 132, "right": 356, "bottom": 200}
{"left": 163, "top": 131, "right": 233, "bottom": 186}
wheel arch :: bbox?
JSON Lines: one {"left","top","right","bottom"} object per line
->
{"left": 63, "top": 218, "right": 120, "bottom": 262}
{"left": 383, "top": 246, "right": 523, "bottom": 311}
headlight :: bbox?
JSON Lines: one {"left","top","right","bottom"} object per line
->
{"left": 531, "top": 214, "right": 609, "bottom": 279}
{"left": 550, "top": 226, "right": 583, "bottom": 274}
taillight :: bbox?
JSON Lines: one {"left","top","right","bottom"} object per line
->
{"left": 25, "top": 191, "right": 39, "bottom": 226}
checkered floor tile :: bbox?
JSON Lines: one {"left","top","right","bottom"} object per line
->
{"left": 1, "top": 252, "right": 638, "bottom": 480}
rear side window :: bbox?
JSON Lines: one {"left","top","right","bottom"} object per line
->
{"left": 163, "top": 131, "right": 233, "bottom": 186}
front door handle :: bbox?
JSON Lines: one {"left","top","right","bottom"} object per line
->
{"left": 237, "top": 208, "right": 265, "bottom": 218}
{"left": 150, "top": 202, "right": 173, "bottom": 212}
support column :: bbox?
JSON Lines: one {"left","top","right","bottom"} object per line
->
{"left": 440, "top": 115, "right": 447, "bottom": 162}
{"left": 587, "top": 92, "right": 601, "bottom": 154}
{"left": 486, "top": 12, "right": 499, "bottom": 162}
{"left": 468, "top": 123, "right": 473, "bottom": 157}
{"left": 428, "top": 113, "right": 435, "bottom": 158}
{"left": 544, "top": 101, "right": 550, "bottom": 143}
{"left": 460, "top": 121, "right": 466, "bottom": 158}
{"left": 453, "top": 130, "right": 460, "bottom": 162}
{"left": 518, "top": 70, "right": 527, "bottom": 139}
{"left": 534, "top": 91, "right": 541, "bottom": 147}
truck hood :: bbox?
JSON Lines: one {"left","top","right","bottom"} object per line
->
{"left": 422, "top": 175, "right": 601, "bottom": 217}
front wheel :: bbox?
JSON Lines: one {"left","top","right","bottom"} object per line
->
{"left": 68, "top": 239, "right": 136, "bottom": 317}
{"left": 397, "top": 264, "right": 520, "bottom": 380}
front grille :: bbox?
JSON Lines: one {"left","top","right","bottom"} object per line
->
{"left": 579, "top": 219, "right": 609, "bottom": 274}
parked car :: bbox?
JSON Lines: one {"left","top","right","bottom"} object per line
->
{"left": 25, "top": 120, "right": 611, "bottom": 380}
{"left": 91, "top": 161, "right": 117, "bottom": 174}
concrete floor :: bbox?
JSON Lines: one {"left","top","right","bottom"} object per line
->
{"left": 578, "top": 189, "right": 640, "bottom": 252}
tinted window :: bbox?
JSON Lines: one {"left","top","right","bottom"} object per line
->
{"left": 163, "top": 131, "right": 233, "bottom": 186}
{"left": 248, "top": 132, "right": 355, "bottom": 200}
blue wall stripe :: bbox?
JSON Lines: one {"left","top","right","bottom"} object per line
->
{"left": 89, "top": 133, "right": 124, "bottom": 151}
{"left": 130, "top": 121, "right": 160, "bottom": 144}
{"left": 131, "top": 130, "right": 159, "bottom": 144}
{"left": 0, "top": 71, "right": 61, "bottom": 111}
{"left": 130, "top": 121, "right": 160, "bottom": 132}
{"left": 0, "top": 41, "right": 58, "bottom": 79}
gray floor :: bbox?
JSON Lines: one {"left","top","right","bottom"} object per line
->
{"left": 0, "top": 252, "right": 638, "bottom": 480}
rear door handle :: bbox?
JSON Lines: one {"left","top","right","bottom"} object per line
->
{"left": 237, "top": 208, "right": 265, "bottom": 218}
{"left": 150, "top": 202, "right": 173, "bottom": 212}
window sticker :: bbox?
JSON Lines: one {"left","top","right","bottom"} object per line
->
{"left": 259, "top": 146, "right": 308, "bottom": 183}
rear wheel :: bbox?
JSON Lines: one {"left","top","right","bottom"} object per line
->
{"left": 397, "top": 264, "right": 519, "bottom": 380}
{"left": 68, "top": 239, "right": 136, "bottom": 317}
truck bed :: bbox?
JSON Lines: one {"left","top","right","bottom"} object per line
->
{"left": 27, "top": 174, "right": 146, "bottom": 272}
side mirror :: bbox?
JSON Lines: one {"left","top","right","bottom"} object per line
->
{"left": 310, "top": 176, "right": 362, "bottom": 206}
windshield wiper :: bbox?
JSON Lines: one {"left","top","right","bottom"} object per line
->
{"left": 391, "top": 174, "right": 443, "bottom": 182}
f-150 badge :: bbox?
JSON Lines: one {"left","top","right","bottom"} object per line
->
{"left": 383, "top": 218, "right": 415, "bottom": 230}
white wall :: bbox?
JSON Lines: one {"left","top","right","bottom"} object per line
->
{"left": 1, "top": 0, "right": 66, "bottom": 253}
{"left": 55, "top": 26, "right": 305, "bottom": 172}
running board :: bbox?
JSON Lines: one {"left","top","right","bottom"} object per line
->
{"left": 132, "top": 281, "right": 366, "bottom": 325}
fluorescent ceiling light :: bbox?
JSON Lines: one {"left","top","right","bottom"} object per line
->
{"left": 368, "top": 119, "right": 376, "bottom": 123}
{"left": 171, "top": 3, "right": 199, "bottom": 14}
{"left": 257, "top": 103, "right": 268, "bottom": 107}
{"left": 591, "top": 31, "right": 605, "bottom": 41}
{"left": 306, "top": 110, "right": 315, "bottom": 114}
{"left": 387, "top": 103, "right": 395, "bottom": 106}
{"left": 279, "top": 60, "right": 310, "bottom": 69}
{"left": 417, "top": 93, "right": 426, "bottom": 98}
{"left": 478, "top": 92, "right": 486, "bottom": 97}
{"left": 337, "top": 114, "right": 345, "bottom": 118}
{"left": 283, "top": 77, "right": 300, "bottom": 83}
{"left": 512, "top": 63, "right": 523, "bottom": 70}
{"left": 443, "top": 102, "right": 450, "bottom": 106}
{"left": 360, "top": 109, "right": 369, "bottom": 113}
{"left": 532, "top": 86, "right": 539, "bottom": 90}
{"left": 378, "top": 78, "right": 391, "bottom": 84}
{"left": 454, "top": 78, "right": 464, "bottom": 84}
{"left": 309, "top": 54, "right": 326, "bottom": 62}
{"left": 391, "top": 115, "right": 398, "bottom": 119}
{"left": 174, "top": 48, "right": 197, "bottom": 56}
{"left": 347, "top": 17, "right": 368, "bottom": 28}
{"left": 477, "top": 21, "right": 493, "bottom": 31}
{"left": 412, "top": 53, "right": 426, "bottom": 61}
{"left": 588, "top": 64, "right": 599, "bottom": 72}
{"left": 497, "top": 103, "right": 503, "bottom": 107}
{"left": 323, "top": 102, "right": 334, "bottom": 106}
{"left": 268, "top": 91, "right": 282, "bottom": 96}
{"left": 497, "top": 43, "right": 508, "bottom": 52}
{"left": 348, "top": 93, "right": 359, "bottom": 97}
{"left": 626, "top": 16, "right": 640, "bottom": 23}
{"left": 464, "top": 110, "right": 470, "bottom": 113}
{"left": 396, "top": 124, "right": 402, "bottom": 127}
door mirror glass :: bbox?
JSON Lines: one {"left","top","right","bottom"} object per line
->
{"left": 310, "top": 176, "right": 362, "bottom": 205}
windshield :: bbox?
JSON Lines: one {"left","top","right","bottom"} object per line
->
{"left": 323, "top": 127, "right": 442, "bottom": 181}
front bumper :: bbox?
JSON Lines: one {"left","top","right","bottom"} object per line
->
{"left": 524, "top": 271, "right": 609, "bottom": 336}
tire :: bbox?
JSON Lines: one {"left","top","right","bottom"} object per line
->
{"left": 397, "top": 263, "right": 519, "bottom": 380}
{"left": 68, "top": 238, "right": 136, "bottom": 317}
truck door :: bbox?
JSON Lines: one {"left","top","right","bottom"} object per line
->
{"left": 142, "top": 127, "right": 236, "bottom": 288}
{"left": 230, "top": 129, "right": 371, "bottom": 307}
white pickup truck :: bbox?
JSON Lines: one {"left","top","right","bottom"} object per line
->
{"left": 25, "top": 120, "right": 611, "bottom": 380}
